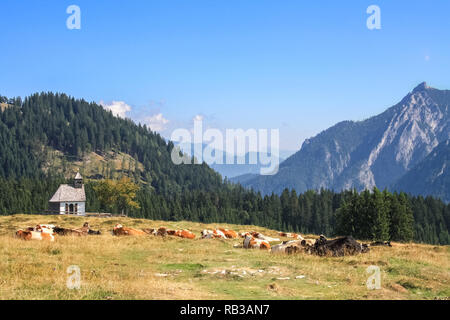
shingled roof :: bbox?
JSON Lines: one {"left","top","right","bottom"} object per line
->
{"left": 49, "top": 184, "right": 86, "bottom": 202}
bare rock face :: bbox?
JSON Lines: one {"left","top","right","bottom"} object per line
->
{"left": 240, "top": 83, "right": 450, "bottom": 197}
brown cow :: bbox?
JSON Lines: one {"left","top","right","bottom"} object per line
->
{"left": 278, "top": 232, "right": 304, "bottom": 240}
{"left": 112, "top": 224, "right": 147, "bottom": 236}
{"left": 174, "top": 229, "right": 196, "bottom": 239}
{"left": 243, "top": 234, "right": 271, "bottom": 250}
{"left": 201, "top": 229, "right": 227, "bottom": 239}
{"left": 154, "top": 227, "right": 195, "bottom": 239}
{"left": 218, "top": 228, "right": 238, "bottom": 239}
{"left": 16, "top": 230, "right": 55, "bottom": 242}
{"left": 250, "top": 232, "right": 280, "bottom": 242}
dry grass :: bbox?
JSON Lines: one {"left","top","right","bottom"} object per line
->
{"left": 0, "top": 214, "right": 449, "bottom": 300}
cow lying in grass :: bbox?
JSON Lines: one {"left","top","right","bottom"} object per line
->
{"left": 16, "top": 229, "right": 55, "bottom": 242}
{"left": 240, "top": 232, "right": 280, "bottom": 242}
{"left": 54, "top": 222, "right": 101, "bottom": 236}
{"left": 278, "top": 232, "right": 304, "bottom": 240}
{"left": 201, "top": 228, "right": 238, "bottom": 239}
{"left": 243, "top": 234, "right": 271, "bottom": 250}
{"left": 218, "top": 228, "right": 238, "bottom": 239}
{"left": 201, "top": 229, "right": 227, "bottom": 239}
{"left": 34, "top": 224, "right": 56, "bottom": 233}
{"left": 271, "top": 240, "right": 302, "bottom": 253}
{"left": 166, "top": 228, "right": 196, "bottom": 239}
{"left": 16, "top": 224, "right": 57, "bottom": 242}
{"left": 271, "top": 238, "right": 316, "bottom": 254}
{"left": 112, "top": 224, "right": 147, "bottom": 236}
{"left": 303, "top": 235, "right": 370, "bottom": 257}
{"left": 173, "top": 229, "right": 196, "bottom": 239}
{"left": 144, "top": 227, "right": 196, "bottom": 239}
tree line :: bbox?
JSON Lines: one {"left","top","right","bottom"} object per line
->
{"left": 0, "top": 175, "right": 448, "bottom": 245}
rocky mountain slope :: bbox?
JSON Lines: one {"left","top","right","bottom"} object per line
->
{"left": 238, "top": 83, "right": 450, "bottom": 198}
{"left": 392, "top": 139, "right": 450, "bottom": 202}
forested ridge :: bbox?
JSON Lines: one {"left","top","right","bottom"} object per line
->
{"left": 0, "top": 93, "right": 449, "bottom": 244}
{"left": 0, "top": 93, "right": 222, "bottom": 193}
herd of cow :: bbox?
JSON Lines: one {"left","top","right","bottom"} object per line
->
{"left": 14, "top": 222, "right": 392, "bottom": 257}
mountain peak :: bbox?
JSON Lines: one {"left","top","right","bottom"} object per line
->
{"left": 412, "top": 82, "right": 430, "bottom": 93}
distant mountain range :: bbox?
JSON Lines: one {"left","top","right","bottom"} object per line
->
{"left": 235, "top": 82, "right": 450, "bottom": 201}
{"left": 175, "top": 142, "right": 293, "bottom": 178}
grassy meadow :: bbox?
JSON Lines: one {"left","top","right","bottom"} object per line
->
{"left": 0, "top": 214, "right": 449, "bottom": 300}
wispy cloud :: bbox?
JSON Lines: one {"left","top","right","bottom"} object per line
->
{"left": 99, "top": 100, "right": 132, "bottom": 118}
{"left": 144, "top": 113, "right": 170, "bottom": 132}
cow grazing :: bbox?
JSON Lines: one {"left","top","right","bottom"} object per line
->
{"left": 243, "top": 234, "right": 271, "bottom": 250}
{"left": 16, "top": 230, "right": 55, "bottom": 242}
{"left": 201, "top": 229, "right": 227, "bottom": 239}
{"left": 305, "top": 235, "right": 369, "bottom": 257}
{"left": 112, "top": 224, "right": 147, "bottom": 236}
{"left": 278, "top": 232, "right": 304, "bottom": 240}
{"left": 218, "top": 228, "right": 238, "bottom": 239}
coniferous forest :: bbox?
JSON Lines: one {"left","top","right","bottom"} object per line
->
{"left": 0, "top": 93, "right": 449, "bottom": 244}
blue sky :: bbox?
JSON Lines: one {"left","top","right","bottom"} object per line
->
{"left": 1, "top": 0, "right": 449, "bottom": 151}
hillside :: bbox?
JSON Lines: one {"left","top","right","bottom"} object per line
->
{"left": 40, "top": 148, "right": 148, "bottom": 183}
{"left": 0, "top": 93, "right": 223, "bottom": 193}
{"left": 392, "top": 140, "right": 450, "bottom": 202}
{"left": 0, "top": 214, "right": 448, "bottom": 300}
{"left": 239, "top": 83, "right": 450, "bottom": 199}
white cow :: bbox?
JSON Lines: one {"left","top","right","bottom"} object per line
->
{"left": 201, "top": 229, "right": 227, "bottom": 239}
